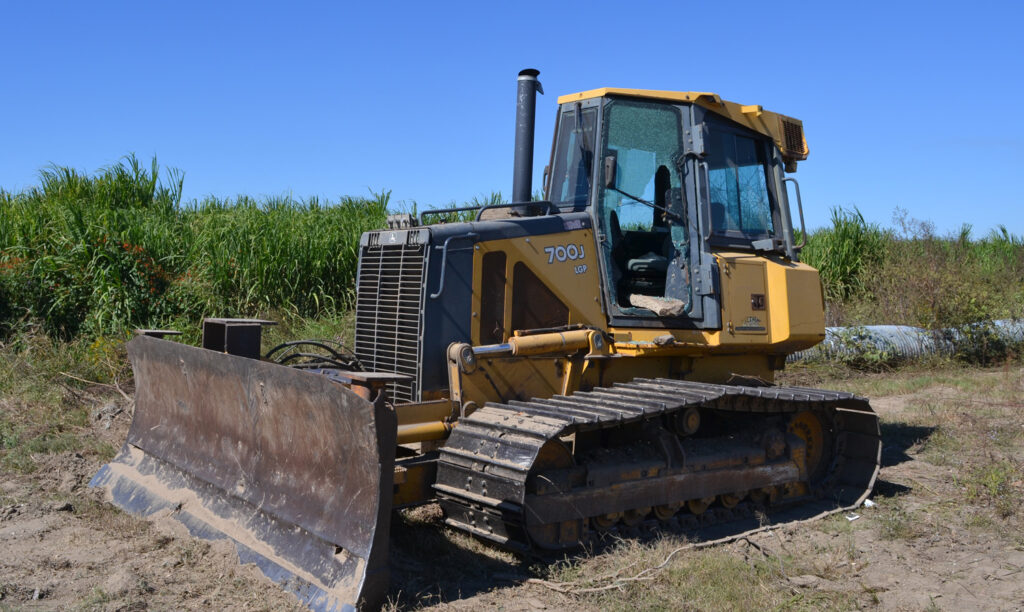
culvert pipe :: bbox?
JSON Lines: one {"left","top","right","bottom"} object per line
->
{"left": 787, "top": 319, "right": 1024, "bottom": 364}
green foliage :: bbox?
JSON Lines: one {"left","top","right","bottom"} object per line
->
{"left": 175, "top": 192, "right": 388, "bottom": 319}
{"left": 967, "top": 460, "right": 1020, "bottom": 518}
{"left": 824, "top": 326, "right": 900, "bottom": 370}
{"left": 0, "top": 155, "right": 389, "bottom": 339}
{"left": 868, "top": 217, "right": 1021, "bottom": 328}
{"left": 0, "top": 330, "right": 131, "bottom": 472}
{"left": 3, "top": 154, "right": 1023, "bottom": 363}
{"left": 877, "top": 499, "right": 926, "bottom": 541}
{"left": 803, "top": 207, "right": 1024, "bottom": 359}
{"left": 801, "top": 207, "right": 887, "bottom": 302}
{"left": 946, "top": 321, "right": 1021, "bottom": 366}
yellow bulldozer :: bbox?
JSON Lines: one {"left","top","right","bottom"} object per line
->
{"left": 91, "top": 69, "right": 881, "bottom": 611}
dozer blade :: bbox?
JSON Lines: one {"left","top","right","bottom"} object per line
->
{"left": 90, "top": 335, "right": 396, "bottom": 611}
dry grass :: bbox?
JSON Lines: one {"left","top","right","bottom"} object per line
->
{"left": 783, "top": 360, "right": 1023, "bottom": 538}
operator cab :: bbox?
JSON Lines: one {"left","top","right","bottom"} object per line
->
{"left": 545, "top": 89, "right": 808, "bottom": 329}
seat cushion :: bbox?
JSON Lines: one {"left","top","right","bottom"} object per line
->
{"left": 627, "top": 251, "right": 668, "bottom": 275}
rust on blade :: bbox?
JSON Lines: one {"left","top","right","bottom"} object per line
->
{"left": 91, "top": 335, "right": 396, "bottom": 611}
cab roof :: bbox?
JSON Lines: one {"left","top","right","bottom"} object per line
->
{"left": 557, "top": 87, "right": 808, "bottom": 168}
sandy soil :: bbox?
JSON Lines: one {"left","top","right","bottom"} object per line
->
{"left": 1, "top": 369, "right": 1022, "bottom": 611}
{"left": 0, "top": 400, "right": 301, "bottom": 611}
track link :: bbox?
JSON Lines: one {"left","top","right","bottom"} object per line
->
{"left": 434, "top": 378, "right": 881, "bottom": 551}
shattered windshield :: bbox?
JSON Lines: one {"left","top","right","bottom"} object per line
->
{"left": 597, "top": 98, "right": 691, "bottom": 315}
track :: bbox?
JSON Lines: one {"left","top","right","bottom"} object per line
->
{"left": 434, "top": 379, "right": 881, "bottom": 552}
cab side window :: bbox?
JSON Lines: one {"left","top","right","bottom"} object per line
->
{"left": 706, "top": 129, "right": 774, "bottom": 237}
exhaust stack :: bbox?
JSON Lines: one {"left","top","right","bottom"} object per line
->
{"left": 512, "top": 68, "right": 543, "bottom": 206}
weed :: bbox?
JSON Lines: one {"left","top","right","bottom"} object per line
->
{"left": 877, "top": 500, "right": 925, "bottom": 541}
{"left": 174, "top": 540, "right": 211, "bottom": 568}
{"left": 817, "top": 515, "right": 849, "bottom": 534}
{"left": 917, "top": 428, "right": 963, "bottom": 467}
{"left": 0, "top": 330, "right": 127, "bottom": 473}
{"left": 964, "top": 510, "right": 996, "bottom": 530}
{"left": 385, "top": 505, "right": 523, "bottom": 607}
{"left": 825, "top": 326, "right": 899, "bottom": 370}
{"left": 966, "top": 460, "right": 1020, "bottom": 518}
{"left": 78, "top": 586, "right": 112, "bottom": 608}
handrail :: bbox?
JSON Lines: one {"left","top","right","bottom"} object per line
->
{"left": 698, "top": 160, "right": 711, "bottom": 240}
{"left": 474, "top": 201, "right": 558, "bottom": 221}
{"left": 782, "top": 177, "right": 807, "bottom": 249}
{"left": 420, "top": 205, "right": 482, "bottom": 225}
{"left": 419, "top": 201, "right": 561, "bottom": 225}
{"left": 429, "top": 233, "right": 478, "bottom": 299}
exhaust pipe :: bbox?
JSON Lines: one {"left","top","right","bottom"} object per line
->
{"left": 512, "top": 68, "right": 543, "bottom": 208}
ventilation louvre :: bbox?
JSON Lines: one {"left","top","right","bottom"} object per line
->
{"left": 781, "top": 119, "right": 807, "bottom": 157}
{"left": 353, "top": 234, "right": 428, "bottom": 404}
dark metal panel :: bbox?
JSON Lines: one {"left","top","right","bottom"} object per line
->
{"left": 201, "top": 318, "right": 275, "bottom": 359}
{"left": 420, "top": 228, "right": 473, "bottom": 396}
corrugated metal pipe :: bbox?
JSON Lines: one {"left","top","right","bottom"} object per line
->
{"left": 788, "top": 319, "right": 1024, "bottom": 363}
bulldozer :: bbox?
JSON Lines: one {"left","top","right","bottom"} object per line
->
{"left": 91, "top": 69, "right": 881, "bottom": 611}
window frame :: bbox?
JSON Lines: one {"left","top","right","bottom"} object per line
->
{"left": 545, "top": 101, "right": 601, "bottom": 211}
{"left": 700, "top": 115, "right": 784, "bottom": 250}
{"left": 595, "top": 97, "right": 690, "bottom": 313}
{"left": 588, "top": 96, "right": 723, "bottom": 330}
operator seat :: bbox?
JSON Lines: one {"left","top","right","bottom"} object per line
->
{"left": 625, "top": 165, "right": 672, "bottom": 292}
{"left": 625, "top": 232, "right": 670, "bottom": 288}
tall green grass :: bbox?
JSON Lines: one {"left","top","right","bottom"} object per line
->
{"left": 3, "top": 157, "right": 1023, "bottom": 344}
{"left": 800, "top": 207, "right": 887, "bottom": 302}
{"left": 1, "top": 155, "right": 388, "bottom": 338}
{"left": 803, "top": 207, "right": 1024, "bottom": 330}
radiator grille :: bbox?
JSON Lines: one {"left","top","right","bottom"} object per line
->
{"left": 354, "top": 237, "right": 427, "bottom": 404}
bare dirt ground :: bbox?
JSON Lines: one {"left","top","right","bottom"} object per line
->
{"left": 0, "top": 397, "right": 302, "bottom": 611}
{"left": 2, "top": 364, "right": 1022, "bottom": 611}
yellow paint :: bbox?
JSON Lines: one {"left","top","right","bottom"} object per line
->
{"left": 396, "top": 421, "right": 449, "bottom": 444}
{"left": 764, "top": 256, "right": 827, "bottom": 351}
{"left": 720, "top": 254, "right": 770, "bottom": 339}
{"left": 557, "top": 88, "right": 722, "bottom": 106}
{"left": 419, "top": 223, "right": 828, "bottom": 429}
{"left": 607, "top": 253, "right": 824, "bottom": 356}
{"left": 556, "top": 87, "right": 808, "bottom": 166}
{"left": 447, "top": 237, "right": 827, "bottom": 408}
{"left": 509, "top": 329, "right": 592, "bottom": 355}
{"left": 458, "top": 356, "right": 567, "bottom": 406}
{"left": 394, "top": 400, "right": 451, "bottom": 427}
{"left": 469, "top": 228, "right": 605, "bottom": 345}
{"left": 392, "top": 460, "right": 437, "bottom": 507}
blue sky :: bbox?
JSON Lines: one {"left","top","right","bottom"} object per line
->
{"left": 2, "top": 1, "right": 1022, "bottom": 235}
